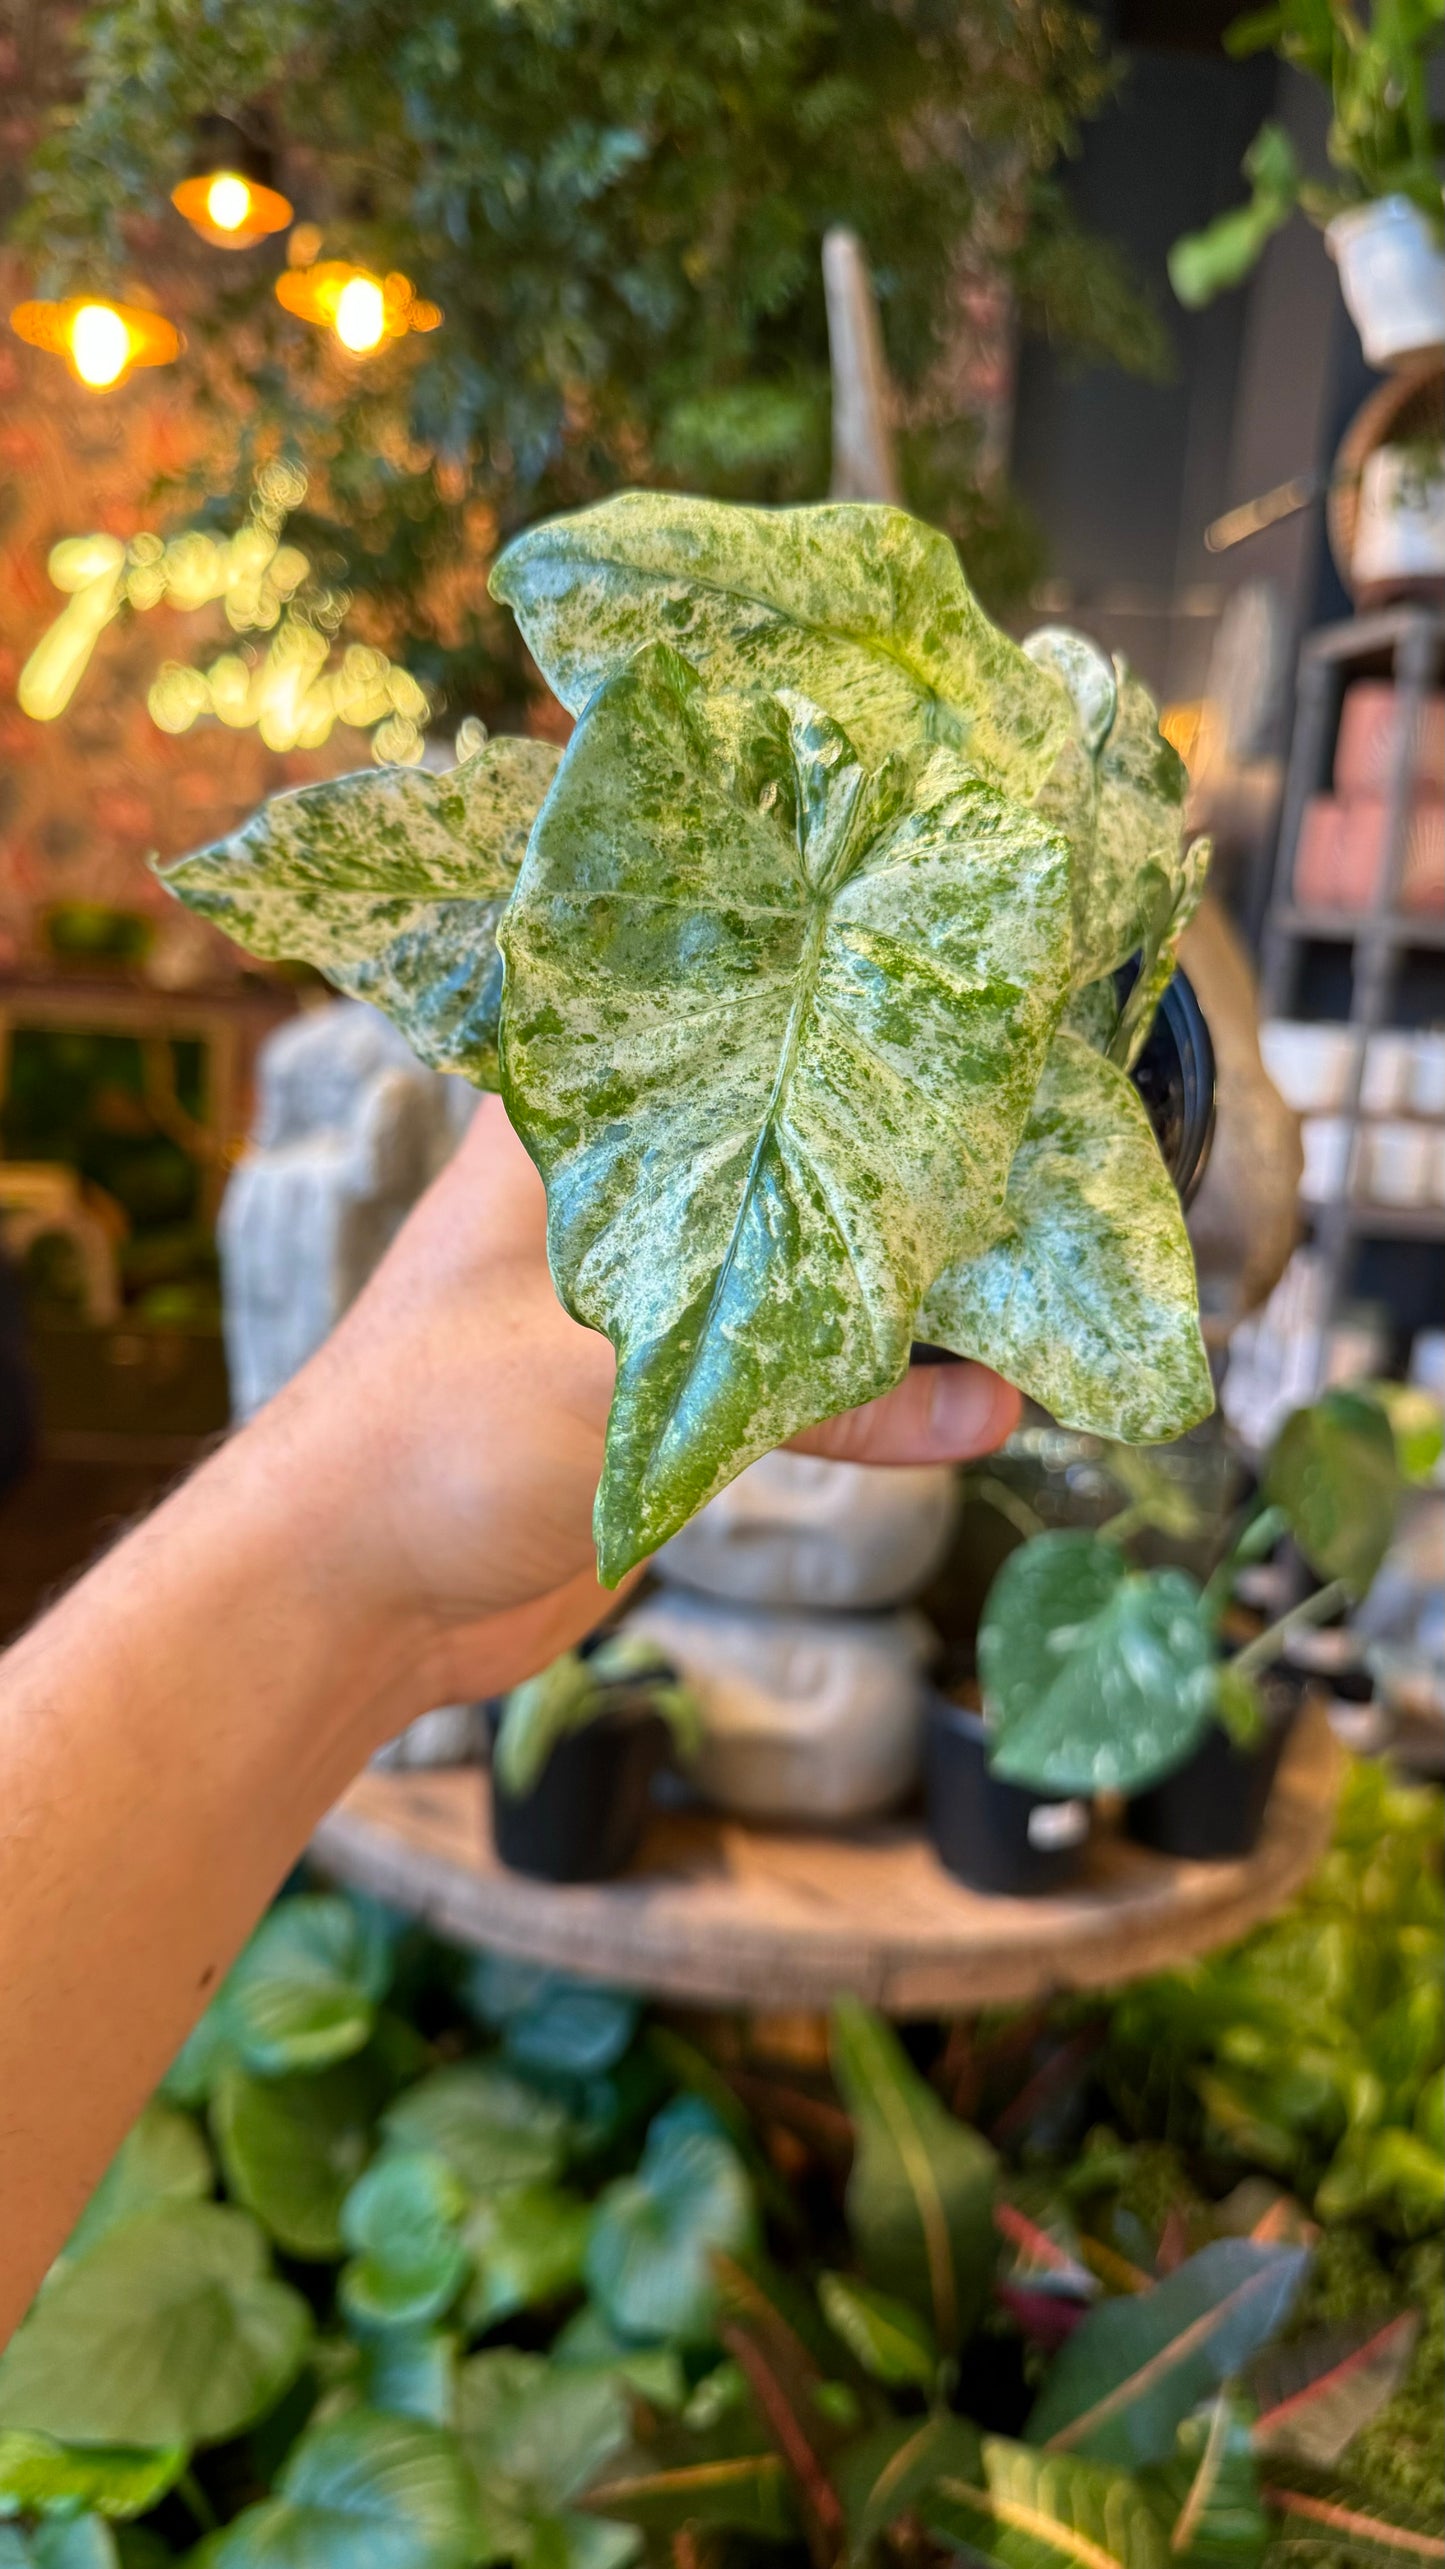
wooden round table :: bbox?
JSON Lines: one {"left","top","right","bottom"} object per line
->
{"left": 312, "top": 1702, "right": 1341, "bottom": 2016}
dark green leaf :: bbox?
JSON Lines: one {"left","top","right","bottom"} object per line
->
{"left": 356, "top": 2330, "right": 458, "bottom": 2427}
{"left": 463, "top": 2185, "right": 591, "bottom": 2334}
{"left": 64, "top": 2104, "right": 211, "bottom": 2260}
{"left": 339, "top": 2151, "right": 470, "bottom": 2335}
{"left": 225, "top": 1898, "right": 392, "bottom": 2078}
{"left": 816, "top": 2272, "right": 937, "bottom": 2391}
{"left": 586, "top": 2100, "right": 756, "bottom": 2347}
{"left": 919, "top": 1033, "right": 1212, "bottom": 1445}
{"left": 193, "top": 2407, "right": 481, "bottom": 2569}
{"left": 830, "top": 1998, "right": 997, "bottom": 2354}
{"left": 0, "top": 2205, "right": 311, "bottom": 2448}
{"left": 211, "top": 2060, "right": 377, "bottom": 2260}
{"left": 922, "top": 2436, "right": 1169, "bottom": 2569}
{"left": 837, "top": 2414, "right": 983, "bottom": 2562}
{"left": 466, "top": 1962, "right": 639, "bottom": 2082}
{"left": 1263, "top": 1392, "right": 1401, "bottom": 1596}
{"left": 979, "top": 1531, "right": 1217, "bottom": 1795}
{"left": 161, "top": 738, "right": 559, "bottom": 1090}
{"left": 1026, "top": 2240, "right": 1309, "bottom": 2468}
{"left": 551, "top": 2308, "right": 687, "bottom": 2412}
{"left": 30, "top": 2526, "right": 119, "bottom": 2569}
{"left": 492, "top": 493, "right": 1072, "bottom": 788}
{"left": 500, "top": 641, "right": 1069, "bottom": 1581}
{"left": 382, "top": 2062, "right": 570, "bottom": 2193}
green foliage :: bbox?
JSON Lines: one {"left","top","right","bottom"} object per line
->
{"left": 15, "top": 0, "right": 1166, "bottom": 706}
{"left": 979, "top": 1530, "right": 1218, "bottom": 1795}
{"left": 1263, "top": 1390, "right": 1402, "bottom": 1597}
{"left": 494, "top": 1641, "right": 702, "bottom": 1797}
{"left": 169, "top": 491, "right": 1209, "bottom": 1583}
{"left": 831, "top": 1998, "right": 998, "bottom": 2354}
{"left": 1169, "top": 1, "right": 1445, "bottom": 306}
{"left": 3, "top": 1850, "right": 1433, "bottom": 2569}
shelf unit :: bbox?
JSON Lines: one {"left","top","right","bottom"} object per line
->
{"left": 1259, "top": 605, "right": 1445, "bottom": 1372}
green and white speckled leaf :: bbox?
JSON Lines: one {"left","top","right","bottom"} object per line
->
{"left": 160, "top": 737, "right": 559, "bottom": 1088}
{"left": 1112, "top": 833, "right": 1212, "bottom": 1072}
{"left": 499, "top": 642, "right": 1071, "bottom": 1583}
{"left": 1025, "top": 637, "right": 1189, "bottom": 992}
{"left": 979, "top": 1532, "right": 1218, "bottom": 1796}
{"left": 492, "top": 491, "right": 1072, "bottom": 791}
{"left": 918, "top": 1033, "right": 1212, "bottom": 1445}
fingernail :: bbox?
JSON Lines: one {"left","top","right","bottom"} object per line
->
{"left": 925, "top": 1362, "right": 1013, "bottom": 1453}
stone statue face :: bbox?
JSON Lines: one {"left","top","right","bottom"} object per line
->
{"left": 656, "top": 1448, "right": 957, "bottom": 1610}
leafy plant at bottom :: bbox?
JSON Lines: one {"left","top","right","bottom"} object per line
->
{"left": 192, "top": 2407, "right": 482, "bottom": 2569}
{"left": 586, "top": 2099, "right": 757, "bottom": 2347}
{"left": 338, "top": 2150, "right": 472, "bottom": 2335}
{"left": 211, "top": 2057, "right": 379, "bottom": 2260}
{"left": 831, "top": 1998, "right": 998, "bottom": 2356}
{"left": 493, "top": 1640, "right": 702, "bottom": 1800}
{"left": 456, "top": 2351, "right": 636, "bottom": 2569}
{"left": 0, "top": 2204, "right": 311, "bottom": 2448}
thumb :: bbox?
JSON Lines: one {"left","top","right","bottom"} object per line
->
{"left": 792, "top": 1360, "right": 1020, "bottom": 1468}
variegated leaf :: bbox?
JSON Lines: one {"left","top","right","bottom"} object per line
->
{"left": 492, "top": 490, "right": 1072, "bottom": 792}
{"left": 918, "top": 1032, "right": 1213, "bottom": 1445}
{"left": 161, "top": 736, "right": 559, "bottom": 1088}
{"left": 500, "top": 642, "right": 1071, "bottom": 1583}
{"left": 1025, "top": 631, "right": 1190, "bottom": 993}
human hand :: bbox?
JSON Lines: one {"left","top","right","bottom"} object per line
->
{"left": 265, "top": 1095, "right": 1021, "bottom": 1730}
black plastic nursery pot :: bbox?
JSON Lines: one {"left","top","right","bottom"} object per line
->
{"left": 924, "top": 1692, "right": 1092, "bottom": 1897}
{"left": 1125, "top": 1675, "right": 1302, "bottom": 1864}
{"left": 489, "top": 1705, "right": 670, "bottom": 1884}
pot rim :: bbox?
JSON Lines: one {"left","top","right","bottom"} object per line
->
{"left": 1326, "top": 191, "right": 1445, "bottom": 251}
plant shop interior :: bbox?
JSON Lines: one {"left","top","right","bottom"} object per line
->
{"left": 1, "top": 0, "right": 1444, "bottom": 2558}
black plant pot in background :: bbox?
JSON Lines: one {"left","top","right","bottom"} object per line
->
{"left": 924, "top": 1693, "right": 1091, "bottom": 1897}
{"left": 1125, "top": 1677, "right": 1302, "bottom": 1863}
{"left": 489, "top": 1706, "right": 670, "bottom": 1884}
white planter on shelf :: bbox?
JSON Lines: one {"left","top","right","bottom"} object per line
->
{"left": 1352, "top": 444, "right": 1445, "bottom": 592}
{"left": 654, "top": 1448, "right": 957, "bottom": 1611}
{"left": 1411, "top": 1033, "right": 1445, "bottom": 1119}
{"left": 1260, "top": 1020, "right": 1358, "bottom": 1114}
{"left": 1362, "top": 1030, "right": 1417, "bottom": 1117}
{"left": 1365, "top": 1119, "right": 1436, "bottom": 1207}
{"left": 1326, "top": 195, "right": 1445, "bottom": 367}
{"left": 621, "top": 1588, "right": 929, "bottom": 1823}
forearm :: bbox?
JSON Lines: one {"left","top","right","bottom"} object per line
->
{"left": 0, "top": 1387, "right": 428, "bottom": 2337}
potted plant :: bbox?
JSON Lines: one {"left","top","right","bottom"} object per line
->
{"left": 163, "top": 491, "right": 1219, "bottom": 1593}
{"left": 490, "top": 1635, "right": 701, "bottom": 1883}
{"left": 1168, "top": 2, "right": 1445, "bottom": 368}
{"left": 975, "top": 1382, "right": 1441, "bottom": 1864}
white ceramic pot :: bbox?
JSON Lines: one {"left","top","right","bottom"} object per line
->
{"left": 1326, "top": 195, "right": 1445, "bottom": 367}
{"left": 1362, "top": 1030, "right": 1417, "bottom": 1116}
{"left": 1260, "top": 1020, "right": 1358, "bottom": 1115}
{"left": 1300, "top": 1112, "right": 1356, "bottom": 1202}
{"left": 1352, "top": 444, "right": 1445, "bottom": 591}
{"left": 654, "top": 1448, "right": 957, "bottom": 1610}
{"left": 620, "top": 1590, "right": 928, "bottom": 1823}
{"left": 1409, "top": 1032, "right": 1445, "bottom": 1119}
{"left": 1365, "top": 1118, "right": 1436, "bottom": 1207}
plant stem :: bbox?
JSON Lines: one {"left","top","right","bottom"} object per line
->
{"left": 178, "top": 2469, "right": 219, "bottom": 2534}
{"left": 1098, "top": 1501, "right": 1152, "bottom": 1548}
{"left": 1228, "top": 1579, "right": 1349, "bottom": 1682}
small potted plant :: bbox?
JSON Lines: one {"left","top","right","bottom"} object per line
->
{"left": 1168, "top": 4, "right": 1445, "bottom": 368}
{"left": 925, "top": 1672, "right": 1093, "bottom": 1896}
{"left": 490, "top": 1634, "right": 701, "bottom": 1883}
{"left": 974, "top": 1384, "right": 1441, "bottom": 1865}
{"left": 163, "top": 491, "right": 1218, "bottom": 1588}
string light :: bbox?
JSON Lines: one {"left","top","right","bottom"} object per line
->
{"left": 9, "top": 295, "right": 181, "bottom": 390}
{"left": 171, "top": 114, "right": 293, "bottom": 249}
{"left": 275, "top": 260, "right": 441, "bottom": 356}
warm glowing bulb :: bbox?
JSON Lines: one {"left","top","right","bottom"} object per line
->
{"left": 334, "top": 274, "right": 386, "bottom": 353}
{"left": 69, "top": 303, "right": 131, "bottom": 388}
{"left": 205, "top": 173, "right": 253, "bottom": 233}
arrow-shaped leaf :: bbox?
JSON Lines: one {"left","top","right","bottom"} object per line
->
{"left": 919, "top": 1032, "right": 1211, "bottom": 1446}
{"left": 161, "top": 736, "right": 559, "bottom": 1089}
{"left": 1027, "top": 2242, "right": 1309, "bottom": 2469}
{"left": 817, "top": 2271, "right": 937, "bottom": 2391}
{"left": 831, "top": 1999, "right": 998, "bottom": 2355}
{"left": 501, "top": 642, "right": 1070, "bottom": 1581}
{"left": 1140, "top": 2395, "right": 1268, "bottom": 2569}
{"left": 836, "top": 2414, "right": 983, "bottom": 2563}
{"left": 492, "top": 492, "right": 1072, "bottom": 791}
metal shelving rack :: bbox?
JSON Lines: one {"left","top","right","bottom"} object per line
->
{"left": 1259, "top": 606, "right": 1445, "bottom": 1378}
